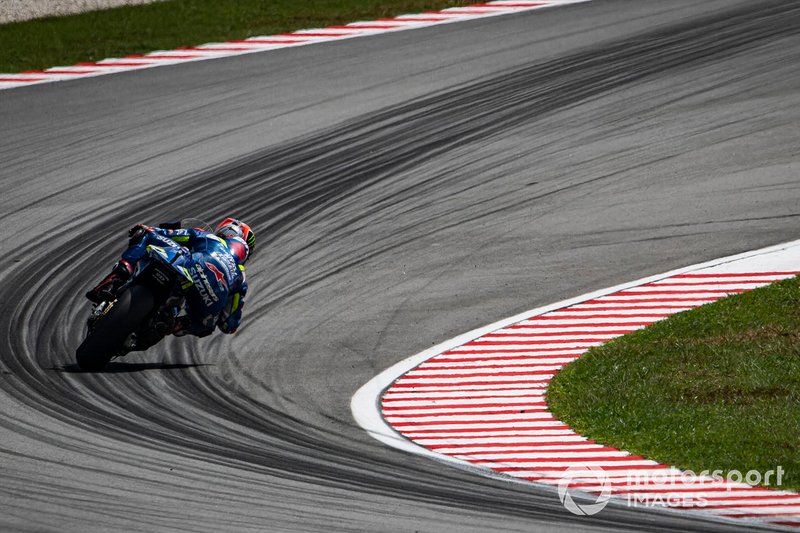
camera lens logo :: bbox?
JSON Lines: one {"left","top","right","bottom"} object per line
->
{"left": 557, "top": 465, "right": 612, "bottom": 516}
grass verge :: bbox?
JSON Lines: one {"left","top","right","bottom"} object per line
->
{"left": 0, "top": 0, "right": 475, "bottom": 73}
{"left": 547, "top": 276, "right": 800, "bottom": 491}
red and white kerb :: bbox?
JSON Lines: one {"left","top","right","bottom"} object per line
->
{"left": 359, "top": 240, "right": 800, "bottom": 530}
{"left": 0, "top": 0, "right": 588, "bottom": 90}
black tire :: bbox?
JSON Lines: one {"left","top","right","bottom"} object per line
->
{"left": 76, "top": 285, "right": 155, "bottom": 371}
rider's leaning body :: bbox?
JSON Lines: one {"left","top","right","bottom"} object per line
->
{"left": 87, "top": 218, "right": 255, "bottom": 337}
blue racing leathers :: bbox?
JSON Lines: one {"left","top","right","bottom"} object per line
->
{"left": 122, "top": 227, "right": 248, "bottom": 337}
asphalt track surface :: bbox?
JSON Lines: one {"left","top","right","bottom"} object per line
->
{"left": 1, "top": 0, "right": 799, "bottom": 531}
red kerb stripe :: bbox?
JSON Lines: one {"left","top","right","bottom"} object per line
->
{"left": 645, "top": 280, "right": 779, "bottom": 286}
{"left": 610, "top": 486, "right": 766, "bottom": 494}
{"left": 391, "top": 420, "right": 562, "bottom": 428}
{"left": 617, "top": 289, "right": 745, "bottom": 295}
{"left": 509, "top": 321, "right": 654, "bottom": 328}
{"left": 414, "top": 362, "right": 561, "bottom": 370}
{"left": 386, "top": 407, "right": 548, "bottom": 417}
{"left": 445, "top": 347, "right": 588, "bottom": 354}
{"left": 280, "top": 33, "right": 349, "bottom": 37}
{"left": 445, "top": 447, "right": 622, "bottom": 456}
{"left": 383, "top": 392, "right": 546, "bottom": 402}
{"left": 403, "top": 369, "right": 556, "bottom": 378}
{"left": 77, "top": 62, "right": 150, "bottom": 67}
{"left": 727, "top": 512, "right": 800, "bottom": 518}
{"left": 425, "top": 440, "right": 599, "bottom": 449}
{"left": 700, "top": 502, "right": 800, "bottom": 510}
{"left": 393, "top": 379, "right": 552, "bottom": 388}
{"left": 562, "top": 305, "right": 696, "bottom": 312}
{"left": 188, "top": 47, "right": 259, "bottom": 51}
{"left": 430, "top": 357, "right": 575, "bottom": 364}
{"left": 437, "top": 9, "right": 516, "bottom": 13}
{"left": 581, "top": 298, "right": 715, "bottom": 304}
{"left": 43, "top": 69, "right": 100, "bottom": 74}
{"left": 494, "top": 463, "right": 663, "bottom": 472}
{"left": 330, "top": 24, "right": 402, "bottom": 29}
{"left": 470, "top": 455, "right": 648, "bottom": 464}
{"left": 397, "top": 424, "right": 569, "bottom": 433}
{"left": 674, "top": 272, "right": 799, "bottom": 278}
{"left": 484, "top": 330, "right": 633, "bottom": 337}
{"left": 471, "top": 3, "right": 545, "bottom": 6}
{"left": 536, "top": 314, "right": 667, "bottom": 319}
{"left": 144, "top": 54, "right": 204, "bottom": 59}
{"left": 464, "top": 339, "right": 598, "bottom": 346}
{"left": 226, "top": 39, "right": 313, "bottom": 44}
{"left": 383, "top": 17, "right": 448, "bottom": 21}
{"left": 382, "top": 401, "right": 547, "bottom": 411}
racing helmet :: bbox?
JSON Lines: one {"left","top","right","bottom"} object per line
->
{"left": 215, "top": 218, "right": 255, "bottom": 264}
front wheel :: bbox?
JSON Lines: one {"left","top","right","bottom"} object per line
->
{"left": 76, "top": 285, "right": 155, "bottom": 371}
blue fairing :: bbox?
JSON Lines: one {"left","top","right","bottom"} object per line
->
{"left": 122, "top": 227, "right": 248, "bottom": 336}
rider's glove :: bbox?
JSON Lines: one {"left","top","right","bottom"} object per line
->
{"left": 128, "top": 224, "right": 152, "bottom": 245}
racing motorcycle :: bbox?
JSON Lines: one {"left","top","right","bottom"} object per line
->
{"left": 75, "top": 219, "right": 208, "bottom": 371}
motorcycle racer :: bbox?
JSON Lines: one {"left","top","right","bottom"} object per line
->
{"left": 86, "top": 218, "right": 254, "bottom": 337}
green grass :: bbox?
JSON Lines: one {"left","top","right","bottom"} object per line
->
{"left": 0, "top": 0, "right": 474, "bottom": 73}
{"left": 547, "top": 276, "right": 800, "bottom": 491}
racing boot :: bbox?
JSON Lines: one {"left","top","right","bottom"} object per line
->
{"left": 86, "top": 260, "right": 134, "bottom": 303}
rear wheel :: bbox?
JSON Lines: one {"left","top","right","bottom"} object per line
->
{"left": 76, "top": 285, "right": 155, "bottom": 371}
